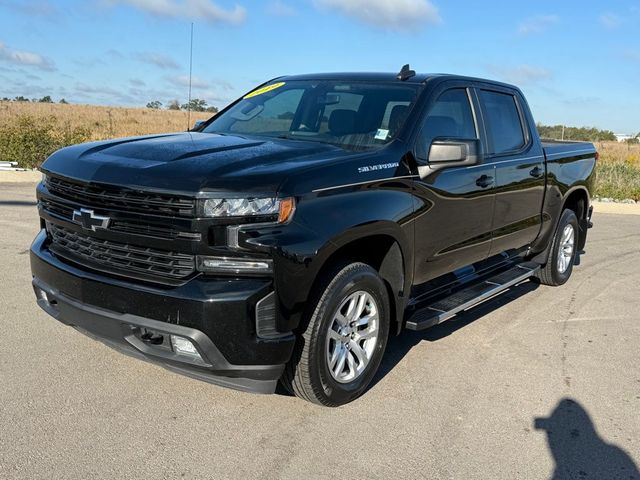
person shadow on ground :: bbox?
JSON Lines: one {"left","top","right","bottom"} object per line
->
{"left": 535, "top": 398, "right": 640, "bottom": 480}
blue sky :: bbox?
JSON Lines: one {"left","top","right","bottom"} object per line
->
{"left": 0, "top": 0, "right": 639, "bottom": 133}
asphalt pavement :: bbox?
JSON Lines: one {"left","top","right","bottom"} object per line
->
{"left": 1, "top": 182, "right": 639, "bottom": 479}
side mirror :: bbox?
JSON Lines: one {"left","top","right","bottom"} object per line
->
{"left": 418, "top": 138, "right": 481, "bottom": 178}
{"left": 191, "top": 120, "right": 206, "bottom": 131}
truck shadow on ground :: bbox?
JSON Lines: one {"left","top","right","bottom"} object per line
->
{"left": 372, "top": 280, "right": 540, "bottom": 387}
{"left": 535, "top": 398, "right": 640, "bottom": 480}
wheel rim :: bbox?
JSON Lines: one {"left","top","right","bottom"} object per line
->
{"left": 325, "top": 290, "right": 379, "bottom": 384}
{"left": 557, "top": 224, "right": 575, "bottom": 274}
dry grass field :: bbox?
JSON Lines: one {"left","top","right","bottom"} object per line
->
{"left": 593, "top": 141, "right": 640, "bottom": 200}
{"left": 0, "top": 101, "right": 638, "bottom": 200}
{"left": 0, "top": 101, "right": 211, "bottom": 141}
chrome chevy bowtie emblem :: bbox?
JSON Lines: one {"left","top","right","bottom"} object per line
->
{"left": 71, "top": 208, "right": 110, "bottom": 231}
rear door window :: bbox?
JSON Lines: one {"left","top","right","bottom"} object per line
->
{"left": 479, "top": 90, "right": 526, "bottom": 155}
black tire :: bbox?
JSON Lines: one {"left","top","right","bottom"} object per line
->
{"left": 281, "top": 262, "right": 390, "bottom": 406}
{"left": 536, "top": 209, "right": 579, "bottom": 286}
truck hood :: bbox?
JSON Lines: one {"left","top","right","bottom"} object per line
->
{"left": 41, "top": 132, "right": 355, "bottom": 194}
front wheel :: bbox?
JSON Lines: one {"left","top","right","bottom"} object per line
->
{"left": 536, "top": 208, "right": 579, "bottom": 286}
{"left": 281, "top": 262, "right": 390, "bottom": 406}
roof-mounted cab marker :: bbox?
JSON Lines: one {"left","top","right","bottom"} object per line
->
{"left": 397, "top": 64, "right": 416, "bottom": 81}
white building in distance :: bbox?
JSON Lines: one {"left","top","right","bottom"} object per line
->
{"left": 614, "top": 133, "right": 635, "bottom": 142}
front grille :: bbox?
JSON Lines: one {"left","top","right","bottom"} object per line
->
{"left": 47, "top": 223, "right": 196, "bottom": 281}
{"left": 40, "top": 198, "right": 198, "bottom": 240}
{"left": 46, "top": 176, "right": 196, "bottom": 217}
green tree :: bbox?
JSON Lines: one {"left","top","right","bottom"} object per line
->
{"left": 205, "top": 105, "right": 218, "bottom": 113}
{"left": 146, "top": 100, "right": 162, "bottom": 109}
{"left": 167, "top": 99, "right": 181, "bottom": 110}
{"left": 14, "top": 96, "right": 29, "bottom": 102}
{"left": 181, "top": 98, "right": 208, "bottom": 112}
{"left": 38, "top": 95, "right": 53, "bottom": 103}
{"left": 59, "top": 98, "right": 68, "bottom": 104}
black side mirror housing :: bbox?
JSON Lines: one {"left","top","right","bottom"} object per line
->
{"left": 418, "top": 138, "right": 481, "bottom": 178}
{"left": 191, "top": 120, "right": 206, "bottom": 131}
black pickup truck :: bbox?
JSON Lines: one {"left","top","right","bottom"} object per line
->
{"left": 31, "top": 66, "right": 596, "bottom": 406}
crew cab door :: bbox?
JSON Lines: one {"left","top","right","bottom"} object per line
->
{"left": 475, "top": 87, "right": 546, "bottom": 256}
{"left": 412, "top": 85, "right": 495, "bottom": 285}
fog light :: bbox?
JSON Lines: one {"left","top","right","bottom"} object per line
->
{"left": 170, "top": 335, "right": 202, "bottom": 360}
{"left": 197, "top": 256, "right": 273, "bottom": 275}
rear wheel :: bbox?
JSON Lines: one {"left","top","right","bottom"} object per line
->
{"left": 281, "top": 262, "right": 390, "bottom": 406}
{"left": 536, "top": 208, "right": 579, "bottom": 286}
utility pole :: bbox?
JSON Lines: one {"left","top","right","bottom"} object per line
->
{"left": 561, "top": 125, "right": 565, "bottom": 141}
{"left": 187, "top": 22, "right": 194, "bottom": 130}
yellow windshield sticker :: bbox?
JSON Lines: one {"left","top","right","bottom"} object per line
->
{"left": 243, "top": 82, "right": 285, "bottom": 99}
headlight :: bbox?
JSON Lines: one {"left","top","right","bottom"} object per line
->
{"left": 202, "top": 197, "right": 295, "bottom": 223}
{"left": 203, "top": 197, "right": 279, "bottom": 217}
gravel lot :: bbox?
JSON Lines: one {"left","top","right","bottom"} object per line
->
{"left": 1, "top": 182, "right": 639, "bottom": 480}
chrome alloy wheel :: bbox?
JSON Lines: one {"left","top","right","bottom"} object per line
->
{"left": 325, "top": 291, "right": 379, "bottom": 384}
{"left": 557, "top": 224, "right": 575, "bottom": 274}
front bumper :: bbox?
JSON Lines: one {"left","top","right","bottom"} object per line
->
{"left": 30, "top": 230, "right": 295, "bottom": 394}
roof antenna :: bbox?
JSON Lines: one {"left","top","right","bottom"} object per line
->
{"left": 397, "top": 64, "right": 416, "bottom": 81}
{"left": 187, "top": 22, "right": 194, "bottom": 130}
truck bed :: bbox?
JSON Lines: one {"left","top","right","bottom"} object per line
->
{"left": 541, "top": 139, "right": 596, "bottom": 160}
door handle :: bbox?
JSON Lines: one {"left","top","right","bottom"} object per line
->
{"left": 475, "top": 174, "right": 494, "bottom": 188}
{"left": 529, "top": 166, "right": 544, "bottom": 178}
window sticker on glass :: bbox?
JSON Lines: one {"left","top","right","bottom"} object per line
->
{"left": 375, "top": 129, "right": 389, "bottom": 141}
{"left": 244, "top": 82, "right": 286, "bottom": 99}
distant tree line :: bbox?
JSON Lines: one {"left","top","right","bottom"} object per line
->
{"left": 1, "top": 95, "right": 218, "bottom": 113}
{"left": 2, "top": 95, "right": 68, "bottom": 104}
{"left": 536, "top": 124, "right": 623, "bottom": 142}
{"left": 146, "top": 98, "right": 218, "bottom": 113}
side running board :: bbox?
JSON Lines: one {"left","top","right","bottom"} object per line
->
{"left": 405, "top": 261, "right": 540, "bottom": 331}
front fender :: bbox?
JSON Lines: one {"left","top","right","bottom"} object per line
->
{"left": 239, "top": 184, "right": 416, "bottom": 332}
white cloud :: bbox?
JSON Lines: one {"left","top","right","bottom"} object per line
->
{"left": 167, "top": 75, "right": 210, "bottom": 89}
{"left": 487, "top": 65, "right": 552, "bottom": 86}
{"left": 599, "top": 13, "right": 622, "bottom": 29}
{"left": 623, "top": 50, "right": 640, "bottom": 62}
{"left": 314, "top": 0, "right": 441, "bottom": 31}
{"left": 0, "top": 0, "right": 57, "bottom": 17}
{"left": 106, "top": 49, "right": 124, "bottom": 58}
{"left": 517, "top": 14, "right": 558, "bottom": 35}
{"left": 105, "top": 0, "right": 246, "bottom": 24}
{"left": 266, "top": 0, "right": 296, "bottom": 16}
{"left": 0, "top": 42, "right": 55, "bottom": 71}
{"left": 134, "top": 52, "right": 180, "bottom": 69}
{"left": 76, "top": 83, "right": 121, "bottom": 96}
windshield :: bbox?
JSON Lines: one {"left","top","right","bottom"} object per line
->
{"left": 202, "top": 80, "right": 422, "bottom": 151}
